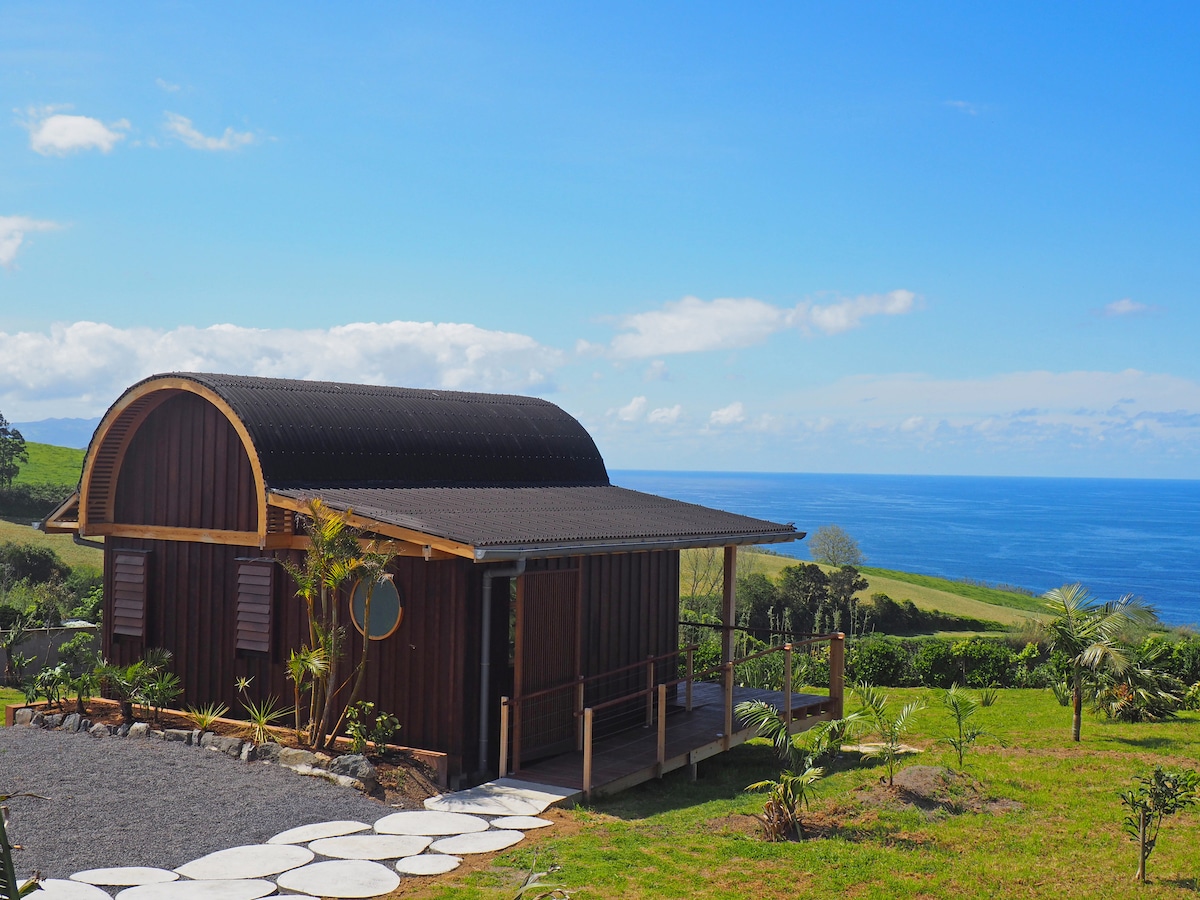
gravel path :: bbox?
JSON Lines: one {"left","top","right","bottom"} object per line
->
{"left": 0, "top": 726, "right": 396, "bottom": 881}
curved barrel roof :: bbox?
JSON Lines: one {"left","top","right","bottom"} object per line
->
{"left": 130, "top": 372, "right": 610, "bottom": 489}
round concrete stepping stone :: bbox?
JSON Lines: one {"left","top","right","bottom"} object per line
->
{"left": 175, "top": 844, "right": 314, "bottom": 880}
{"left": 374, "top": 810, "right": 489, "bottom": 836}
{"left": 31, "top": 879, "right": 113, "bottom": 900}
{"left": 72, "top": 867, "right": 180, "bottom": 886}
{"left": 309, "top": 833, "right": 432, "bottom": 860}
{"left": 395, "top": 854, "right": 462, "bottom": 875}
{"left": 429, "top": 829, "right": 525, "bottom": 855}
{"left": 268, "top": 819, "right": 370, "bottom": 844}
{"left": 276, "top": 860, "right": 400, "bottom": 898}
{"left": 490, "top": 816, "right": 553, "bottom": 830}
{"left": 114, "top": 880, "right": 277, "bottom": 900}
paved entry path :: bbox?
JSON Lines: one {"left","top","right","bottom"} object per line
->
{"left": 1, "top": 727, "right": 560, "bottom": 898}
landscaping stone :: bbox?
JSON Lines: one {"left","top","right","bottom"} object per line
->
{"left": 277, "top": 747, "right": 317, "bottom": 768}
{"left": 28, "top": 878, "right": 113, "bottom": 900}
{"left": 266, "top": 820, "right": 370, "bottom": 845}
{"left": 490, "top": 815, "right": 553, "bottom": 830}
{"left": 62, "top": 713, "right": 82, "bottom": 733}
{"left": 329, "top": 754, "right": 376, "bottom": 786}
{"left": 275, "top": 860, "right": 400, "bottom": 899}
{"left": 71, "top": 867, "right": 180, "bottom": 886}
{"left": 424, "top": 778, "right": 572, "bottom": 816}
{"left": 174, "top": 844, "right": 314, "bottom": 880}
{"left": 374, "top": 810, "right": 489, "bottom": 836}
{"left": 114, "top": 880, "right": 277, "bottom": 900}
{"left": 191, "top": 729, "right": 202, "bottom": 745}
{"left": 199, "top": 734, "right": 243, "bottom": 757}
{"left": 44, "top": 714, "right": 64, "bottom": 728}
{"left": 128, "top": 724, "right": 150, "bottom": 738}
{"left": 14, "top": 708, "right": 33, "bottom": 725}
{"left": 307, "top": 834, "right": 431, "bottom": 860}
{"left": 395, "top": 854, "right": 462, "bottom": 876}
{"left": 117, "top": 723, "right": 131, "bottom": 736}
{"left": 253, "top": 743, "right": 283, "bottom": 764}
{"left": 88, "top": 724, "right": 108, "bottom": 737}
{"left": 30, "top": 712, "right": 45, "bottom": 726}
{"left": 429, "top": 830, "right": 525, "bottom": 855}
{"left": 238, "top": 743, "right": 255, "bottom": 762}
{"left": 163, "top": 729, "right": 191, "bottom": 744}
{"left": 80, "top": 719, "right": 92, "bottom": 731}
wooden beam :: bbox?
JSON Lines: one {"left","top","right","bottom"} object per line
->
{"left": 721, "top": 545, "right": 736, "bottom": 666}
{"left": 268, "top": 492, "right": 476, "bottom": 559}
{"left": 87, "top": 523, "right": 263, "bottom": 546}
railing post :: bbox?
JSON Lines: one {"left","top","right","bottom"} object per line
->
{"left": 645, "top": 656, "right": 655, "bottom": 727}
{"left": 829, "top": 632, "right": 845, "bottom": 719}
{"left": 656, "top": 683, "right": 667, "bottom": 777}
{"left": 498, "top": 696, "right": 510, "bottom": 777}
{"left": 685, "top": 646, "right": 694, "bottom": 712}
{"left": 783, "top": 643, "right": 793, "bottom": 728}
{"left": 512, "top": 698, "right": 522, "bottom": 774}
{"left": 723, "top": 661, "right": 734, "bottom": 749}
{"left": 575, "top": 676, "right": 585, "bottom": 751}
{"left": 582, "top": 707, "right": 594, "bottom": 802}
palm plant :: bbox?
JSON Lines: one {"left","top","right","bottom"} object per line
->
{"left": 0, "top": 793, "right": 41, "bottom": 900}
{"left": 1093, "top": 638, "right": 1184, "bottom": 722}
{"left": 746, "top": 765, "right": 825, "bottom": 840}
{"left": 736, "top": 699, "right": 864, "bottom": 770}
{"left": 333, "top": 541, "right": 398, "bottom": 737}
{"left": 939, "top": 685, "right": 1001, "bottom": 770}
{"left": 853, "top": 681, "right": 925, "bottom": 787}
{"left": 1042, "top": 584, "right": 1155, "bottom": 741}
{"left": 285, "top": 646, "right": 328, "bottom": 745}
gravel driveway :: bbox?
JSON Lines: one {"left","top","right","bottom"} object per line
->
{"left": 0, "top": 725, "right": 396, "bottom": 880}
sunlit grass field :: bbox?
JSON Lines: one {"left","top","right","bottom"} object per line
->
{"left": 403, "top": 688, "right": 1200, "bottom": 899}
{"left": 12, "top": 442, "right": 85, "bottom": 486}
{"left": 0, "top": 517, "right": 101, "bottom": 571}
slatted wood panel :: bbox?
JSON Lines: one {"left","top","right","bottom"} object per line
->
{"left": 235, "top": 561, "right": 273, "bottom": 654}
{"left": 112, "top": 550, "right": 149, "bottom": 637}
{"left": 515, "top": 569, "right": 580, "bottom": 762}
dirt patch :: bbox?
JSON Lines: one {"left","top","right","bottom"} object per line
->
{"left": 854, "top": 765, "right": 1023, "bottom": 818}
{"left": 706, "top": 813, "right": 764, "bottom": 838}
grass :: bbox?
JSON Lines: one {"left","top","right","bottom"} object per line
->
{"left": 861, "top": 568, "right": 1047, "bottom": 616}
{"left": 13, "top": 442, "right": 85, "bottom": 486}
{"left": 400, "top": 689, "right": 1200, "bottom": 899}
{"left": 0, "top": 517, "right": 102, "bottom": 571}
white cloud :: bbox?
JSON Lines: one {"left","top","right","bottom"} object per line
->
{"left": 648, "top": 404, "right": 682, "bottom": 424}
{"left": 946, "top": 100, "right": 979, "bottom": 116}
{"left": 609, "top": 291, "right": 916, "bottom": 358}
{"left": 20, "top": 106, "right": 129, "bottom": 156}
{"left": 0, "top": 216, "right": 59, "bottom": 268}
{"left": 0, "top": 320, "right": 564, "bottom": 418}
{"left": 614, "top": 396, "right": 647, "bottom": 421}
{"left": 709, "top": 401, "right": 745, "bottom": 427}
{"left": 1101, "top": 298, "right": 1151, "bottom": 317}
{"left": 156, "top": 78, "right": 181, "bottom": 93}
{"left": 164, "top": 113, "right": 255, "bottom": 151}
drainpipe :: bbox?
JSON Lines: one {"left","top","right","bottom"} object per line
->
{"left": 73, "top": 533, "right": 106, "bottom": 551}
{"left": 478, "top": 558, "right": 525, "bottom": 776}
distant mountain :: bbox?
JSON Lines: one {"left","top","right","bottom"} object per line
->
{"left": 11, "top": 417, "right": 101, "bottom": 449}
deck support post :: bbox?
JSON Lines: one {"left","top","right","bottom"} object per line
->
{"left": 645, "top": 656, "right": 655, "bottom": 727}
{"left": 721, "top": 545, "right": 737, "bottom": 750}
{"left": 575, "top": 677, "right": 585, "bottom": 751}
{"left": 582, "top": 707, "right": 594, "bottom": 802}
{"left": 498, "top": 696, "right": 510, "bottom": 777}
{"left": 723, "top": 662, "right": 734, "bottom": 750}
{"left": 783, "top": 643, "right": 793, "bottom": 728}
{"left": 685, "top": 646, "right": 694, "bottom": 712}
{"left": 830, "top": 632, "right": 846, "bottom": 720}
{"left": 656, "top": 683, "right": 667, "bottom": 777}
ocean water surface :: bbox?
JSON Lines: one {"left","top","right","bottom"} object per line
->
{"left": 611, "top": 471, "right": 1200, "bottom": 628}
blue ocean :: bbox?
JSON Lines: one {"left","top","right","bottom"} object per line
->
{"left": 611, "top": 471, "right": 1200, "bottom": 628}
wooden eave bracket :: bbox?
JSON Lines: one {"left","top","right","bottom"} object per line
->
{"left": 266, "top": 492, "right": 472, "bottom": 560}
{"left": 41, "top": 490, "right": 82, "bottom": 534}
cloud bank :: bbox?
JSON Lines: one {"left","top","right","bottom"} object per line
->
{"left": 610, "top": 291, "right": 915, "bottom": 357}
{"left": 164, "top": 113, "right": 255, "bottom": 151}
{"left": 0, "top": 321, "right": 563, "bottom": 418}
{"left": 21, "top": 106, "right": 130, "bottom": 156}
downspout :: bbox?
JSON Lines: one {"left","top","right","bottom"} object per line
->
{"left": 73, "top": 533, "right": 106, "bottom": 551}
{"left": 479, "top": 558, "right": 526, "bottom": 776}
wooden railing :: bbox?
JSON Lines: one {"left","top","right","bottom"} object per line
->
{"left": 499, "top": 631, "right": 845, "bottom": 799}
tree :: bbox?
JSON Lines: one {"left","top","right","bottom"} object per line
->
{"left": 1121, "top": 766, "right": 1198, "bottom": 883}
{"left": 807, "top": 525, "right": 864, "bottom": 567}
{"left": 0, "top": 414, "right": 27, "bottom": 489}
{"left": 1042, "top": 583, "right": 1155, "bottom": 742}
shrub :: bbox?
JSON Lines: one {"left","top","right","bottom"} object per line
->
{"left": 911, "top": 639, "right": 958, "bottom": 688}
{"left": 1168, "top": 637, "right": 1200, "bottom": 684}
{"left": 846, "top": 635, "right": 909, "bottom": 686}
{"left": 952, "top": 638, "right": 1015, "bottom": 687}
{"left": 0, "top": 483, "right": 74, "bottom": 520}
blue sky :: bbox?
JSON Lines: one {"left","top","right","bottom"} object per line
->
{"left": 2, "top": 2, "right": 1198, "bottom": 477}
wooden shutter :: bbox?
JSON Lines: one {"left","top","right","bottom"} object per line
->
{"left": 112, "top": 551, "right": 149, "bottom": 637}
{"left": 236, "top": 561, "right": 274, "bottom": 654}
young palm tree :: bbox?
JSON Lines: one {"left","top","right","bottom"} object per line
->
{"left": 746, "top": 765, "right": 825, "bottom": 841}
{"left": 853, "top": 682, "right": 925, "bottom": 787}
{"left": 1042, "top": 584, "right": 1155, "bottom": 742}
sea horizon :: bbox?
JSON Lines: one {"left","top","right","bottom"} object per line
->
{"left": 611, "top": 469, "right": 1200, "bottom": 628}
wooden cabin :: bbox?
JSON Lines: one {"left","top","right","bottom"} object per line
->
{"left": 44, "top": 373, "right": 840, "bottom": 791}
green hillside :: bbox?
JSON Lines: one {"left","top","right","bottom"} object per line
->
{"left": 0, "top": 517, "right": 102, "bottom": 571}
{"left": 14, "top": 441, "right": 85, "bottom": 486}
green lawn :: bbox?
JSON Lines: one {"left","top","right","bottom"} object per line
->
{"left": 404, "top": 689, "right": 1200, "bottom": 899}
{"left": 13, "top": 442, "right": 85, "bottom": 486}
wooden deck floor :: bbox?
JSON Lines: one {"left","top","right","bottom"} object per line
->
{"left": 511, "top": 682, "right": 834, "bottom": 798}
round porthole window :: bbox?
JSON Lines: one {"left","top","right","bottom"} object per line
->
{"left": 349, "top": 577, "right": 403, "bottom": 640}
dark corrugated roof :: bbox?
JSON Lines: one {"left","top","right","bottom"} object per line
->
{"left": 272, "top": 485, "right": 798, "bottom": 557}
{"left": 159, "top": 373, "right": 610, "bottom": 488}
